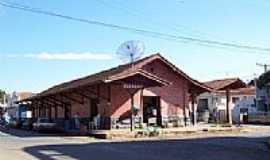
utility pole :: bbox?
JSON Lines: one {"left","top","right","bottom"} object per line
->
{"left": 256, "top": 63, "right": 270, "bottom": 73}
{"left": 253, "top": 73, "right": 258, "bottom": 108}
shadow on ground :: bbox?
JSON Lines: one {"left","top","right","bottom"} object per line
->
{"left": 23, "top": 136, "right": 270, "bottom": 160}
{"left": 0, "top": 126, "right": 63, "bottom": 138}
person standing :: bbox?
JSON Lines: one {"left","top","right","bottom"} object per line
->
{"left": 74, "top": 112, "right": 80, "bottom": 130}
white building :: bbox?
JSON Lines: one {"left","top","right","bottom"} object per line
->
{"left": 0, "top": 102, "right": 7, "bottom": 109}
{"left": 246, "top": 72, "right": 270, "bottom": 124}
{"left": 197, "top": 78, "right": 255, "bottom": 123}
{"left": 232, "top": 95, "right": 257, "bottom": 123}
{"left": 5, "top": 92, "right": 35, "bottom": 119}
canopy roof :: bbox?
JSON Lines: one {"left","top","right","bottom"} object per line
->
{"left": 20, "top": 53, "right": 211, "bottom": 102}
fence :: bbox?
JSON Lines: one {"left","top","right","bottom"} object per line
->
{"left": 248, "top": 112, "right": 270, "bottom": 124}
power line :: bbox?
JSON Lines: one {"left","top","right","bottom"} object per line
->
{"left": 1, "top": 0, "right": 270, "bottom": 53}
{"left": 97, "top": 0, "right": 239, "bottom": 43}
{"left": 96, "top": 0, "right": 196, "bottom": 36}
{"left": 109, "top": 1, "right": 270, "bottom": 56}
{"left": 256, "top": 63, "right": 270, "bottom": 73}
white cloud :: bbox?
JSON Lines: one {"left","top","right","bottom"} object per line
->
{"left": 7, "top": 52, "right": 113, "bottom": 60}
{"left": 0, "top": 5, "right": 6, "bottom": 16}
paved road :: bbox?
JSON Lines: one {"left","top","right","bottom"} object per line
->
{"left": 0, "top": 127, "right": 269, "bottom": 160}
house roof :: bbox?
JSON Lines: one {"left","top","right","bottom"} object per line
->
{"left": 204, "top": 78, "right": 246, "bottom": 91}
{"left": 22, "top": 53, "right": 212, "bottom": 101}
{"left": 104, "top": 68, "right": 171, "bottom": 87}
{"left": 217, "top": 86, "right": 255, "bottom": 96}
{"left": 16, "top": 92, "right": 36, "bottom": 101}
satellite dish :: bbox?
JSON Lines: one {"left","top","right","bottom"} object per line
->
{"left": 116, "top": 40, "right": 145, "bottom": 63}
{"left": 116, "top": 40, "right": 145, "bottom": 132}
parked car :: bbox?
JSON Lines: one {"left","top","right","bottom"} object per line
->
{"left": 33, "top": 118, "right": 62, "bottom": 132}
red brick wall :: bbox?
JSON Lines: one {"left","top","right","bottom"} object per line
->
{"left": 70, "top": 100, "right": 90, "bottom": 118}
{"left": 34, "top": 59, "right": 191, "bottom": 125}
{"left": 110, "top": 84, "right": 141, "bottom": 119}
{"left": 142, "top": 59, "right": 189, "bottom": 118}
{"left": 109, "top": 59, "right": 190, "bottom": 119}
{"left": 62, "top": 85, "right": 111, "bottom": 119}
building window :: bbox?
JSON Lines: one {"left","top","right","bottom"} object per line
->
{"left": 198, "top": 99, "right": 208, "bottom": 111}
{"left": 232, "top": 97, "right": 240, "bottom": 103}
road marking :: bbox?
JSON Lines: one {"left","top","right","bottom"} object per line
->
{"left": 39, "top": 150, "right": 77, "bottom": 160}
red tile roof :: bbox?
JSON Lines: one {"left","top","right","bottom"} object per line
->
{"left": 217, "top": 86, "right": 255, "bottom": 96}
{"left": 16, "top": 92, "right": 36, "bottom": 101}
{"left": 204, "top": 78, "right": 246, "bottom": 91}
{"left": 22, "top": 53, "right": 212, "bottom": 101}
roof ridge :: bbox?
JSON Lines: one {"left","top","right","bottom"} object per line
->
{"left": 24, "top": 52, "right": 211, "bottom": 99}
{"left": 204, "top": 77, "right": 240, "bottom": 83}
{"left": 38, "top": 53, "right": 160, "bottom": 96}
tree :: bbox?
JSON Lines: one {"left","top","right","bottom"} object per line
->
{"left": 257, "top": 71, "right": 270, "bottom": 89}
{"left": 0, "top": 89, "right": 6, "bottom": 104}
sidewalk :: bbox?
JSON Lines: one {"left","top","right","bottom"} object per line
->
{"left": 240, "top": 124, "right": 270, "bottom": 132}
{"left": 90, "top": 124, "right": 243, "bottom": 139}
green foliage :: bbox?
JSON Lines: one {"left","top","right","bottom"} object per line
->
{"left": 257, "top": 71, "right": 270, "bottom": 89}
{"left": 0, "top": 89, "right": 6, "bottom": 103}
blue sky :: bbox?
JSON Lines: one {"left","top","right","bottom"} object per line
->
{"left": 0, "top": 0, "right": 270, "bottom": 93}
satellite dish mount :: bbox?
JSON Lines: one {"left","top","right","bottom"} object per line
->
{"left": 116, "top": 40, "right": 145, "bottom": 131}
{"left": 116, "top": 40, "right": 145, "bottom": 68}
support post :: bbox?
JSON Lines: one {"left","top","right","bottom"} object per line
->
{"left": 48, "top": 104, "right": 52, "bottom": 120}
{"left": 183, "top": 85, "right": 187, "bottom": 126}
{"left": 183, "top": 105, "right": 187, "bottom": 126}
{"left": 97, "top": 85, "right": 100, "bottom": 104}
{"left": 226, "top": 89, "right": 232, "bottom": 124}
{"left": 130, "top": 93, "right": 135, "bottom": 132}
{"left": 107, "top": 85, "right": 111, "bottom": 103}
{"left": 40, "top": 101, "right": 42, "bottom": 117}
{"left": 54, "top": 104, "right": 58, "bottom": 119}
{"left": 32, "top": 107, "right": 35, "bottom": 119}
{"left": 140, "top": 89, "right": 143, "bottom": 123}
{"left": 43, "top": 103, "right": 45, "bottom": 117}
{"left": 38, "top": 102, "right": 41, "bottom": 117}
{"left": 31, "top": 102, "right": 35, "bottom": 119}
{"left": 97, "top": 84, "right": 101, "bottom": 129}
{"left": 191, "top": 94, "right": 197, "bottom": 126}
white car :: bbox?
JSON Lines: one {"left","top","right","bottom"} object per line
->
{"left": 33, "top": 118, "right": 61, "bottom": 132}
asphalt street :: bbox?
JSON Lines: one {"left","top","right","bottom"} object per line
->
{"left": 0, "top": 127, "right": 269, "bottom": 160}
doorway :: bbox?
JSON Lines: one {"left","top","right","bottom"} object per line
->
{"left": 64, "top": 104, "right": 71, "bottom": 120}
{"left": 218, "top": 110, "right": 227, "bottom": 123}
{"left": 240, "top": 108, "right": 248, "bottom": 124}
{"left": 90, "top": 99, "right": 98, "bottom": 121}
{"left": 143, "top": 96, "right": 161, "bottom": 126}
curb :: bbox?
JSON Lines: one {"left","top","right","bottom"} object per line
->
{"left": 90, "top": 126, "right": 242, "bottom": 139}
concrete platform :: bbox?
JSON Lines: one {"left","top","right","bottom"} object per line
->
{"left": 90, "top": 124, "right": 242, "bottom": 139}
